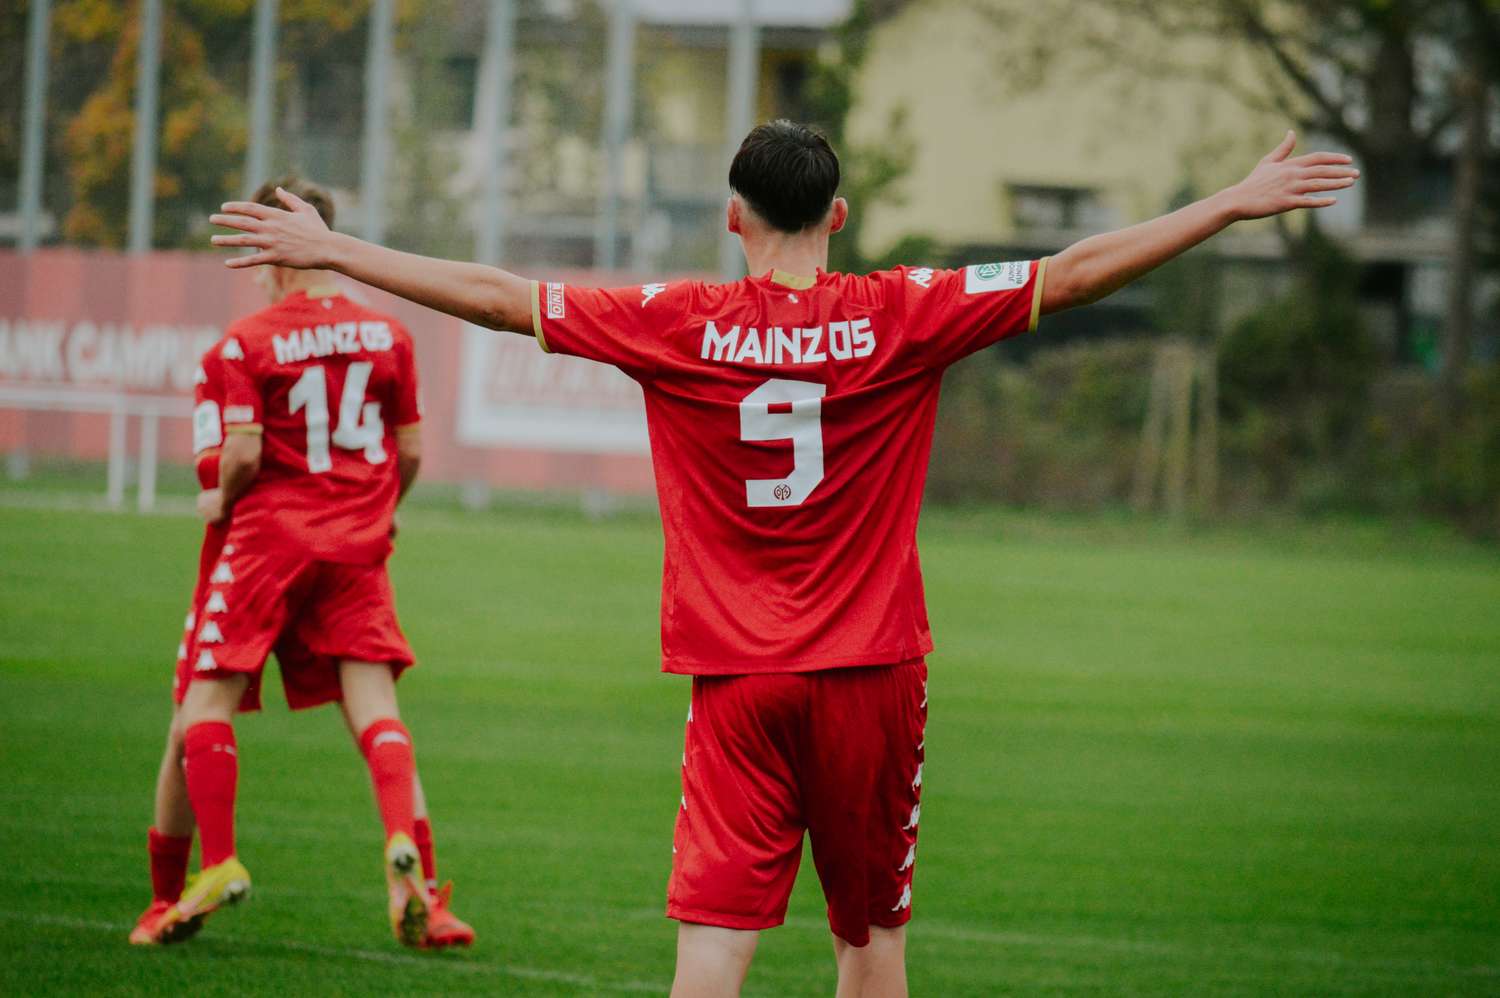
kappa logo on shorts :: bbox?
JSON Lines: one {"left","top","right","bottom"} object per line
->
{"left": 197, "top": 621, "right": 225, "bottom": 644}
{"left": 195, "top": 650, "right": 218, "bottom": 672}
{"left": 546, "top": 282, "right": 566, "bottom": 320}
{"left": 184, "top": 611, "right": 196, "bottom": 631}
{"left": 902, "top": 803, "right": 921, "bottom": 831}
{"left": 899, "top": 845, "right": 916, "bottom": 872}
{"left": 211, "top": 562, "right": 234, "bottom": 584}
{"left": 911, "top": 763, "right": 923, "bottom": 790}
{"left": 176, "top": 641, "right": 187, "bottom": 662}
{"left": 891, "top": 884, "right": 912, "bottom": 912}
{"left": 205, "top": 591, "right": 228, "bottom": 614}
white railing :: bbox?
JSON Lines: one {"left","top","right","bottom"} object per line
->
{"left": 0, "top": 386, "right": 193, "bottom": 512}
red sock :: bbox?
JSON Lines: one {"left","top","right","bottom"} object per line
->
{"left": 183, "top": 722, "right": 238, "bottom": 867}
{"left": 414, "top": 816, "right": 437, "bottom": 887}
{"left": 359, "top": 719, "right": 416, "bottom": 842}
{"left": 147, "top": 827, "right": 193, "bottom": 903}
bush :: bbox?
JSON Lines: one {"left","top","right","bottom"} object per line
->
{"left": 1216, "top": 229, "right": 1379, "bottom": 505}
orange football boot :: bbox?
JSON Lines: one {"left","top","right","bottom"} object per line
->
{"left": 128, "top": 899, "right": 205, "bottom": 946}
{"left": 423, "top": 882, "right": 476, "bottom": 948}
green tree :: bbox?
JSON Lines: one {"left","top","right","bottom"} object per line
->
{"left": 64, "top": 10, "right": 245, "bottom": 247}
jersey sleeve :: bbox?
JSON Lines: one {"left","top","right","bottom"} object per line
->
{"left": 216, "top": 328, "right": 264, "bottom": 435}
{"left": 889, "top": 259, "right": 1048, "bottom": 370}
{"left": 391, "top": 329, "right": 422, "bottom": 433}
{"left": 530, "top": 279, "right": 685, "bottom": 378}
{"left": 191, "top": 350, "right": 225, "bottom": 488}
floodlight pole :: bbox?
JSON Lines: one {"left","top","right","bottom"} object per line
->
{"left": 597, "top": 0, "right": 637, "bottom": 271}
{"left": 128, "top": 0, "right": 164, "bottom": 254}
{"left": 245, "top": 0, "right": 279, "bottom": 194}
{"left": 476, "top": 0, "right": 517, "bottom": 266}
{"left": 362, "top": 0, "right": 395, "bottom": 243}
{"left": 17, "top": 0, "right": 51, "bottom": 252}
{"left": 720, "top": 0, "right": 760, "bottom": 282}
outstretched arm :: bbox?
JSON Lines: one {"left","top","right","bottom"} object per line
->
{"left": 210, "top": 192, "right": 534, "bottom": 334}
{"left": 1041, "top": 131, "right": 1359, "bottom": 315}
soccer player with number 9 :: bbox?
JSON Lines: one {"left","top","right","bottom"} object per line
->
{"left": 211, "top": 122, "right": 1357, "bottom": 994}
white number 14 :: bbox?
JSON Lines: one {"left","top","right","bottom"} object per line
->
{"left": 739, "top": 378, "right": 826, "bottom": 508}
{"left": 288, "top": 362, "right": 387, "bottom": 473}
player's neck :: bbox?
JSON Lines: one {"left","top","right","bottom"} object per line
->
{"left": 275, "top": 269, "right": 340, "bottom": 302}
{"left": 739, "top": 233, "right": 829, "bottom": 282}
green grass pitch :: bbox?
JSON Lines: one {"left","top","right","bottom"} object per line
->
{"left": 1, "top": 503, "right": 1497, "bottom": 995}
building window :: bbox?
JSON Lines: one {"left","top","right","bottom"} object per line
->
{"left": 1008, "top": 184, "right": 1105, "bottom": 232}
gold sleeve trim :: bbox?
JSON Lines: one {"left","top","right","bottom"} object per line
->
{"left": 224, "top": 424, "right": 263, "bottom": 436}
{"left": 530, "top": 280, "right": 550, "bottom": 353}
{"left": 1028, "top": 257, "right": 1049, "bottom": 334}
{"left": 395, "top": 422, "right": 422, "bottom": 436}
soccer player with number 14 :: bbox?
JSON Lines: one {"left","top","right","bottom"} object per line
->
{"left": 211, "top": 122, "right": 1357, "bottom": 995}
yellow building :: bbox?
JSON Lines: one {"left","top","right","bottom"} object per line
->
{"left": 846, "top": 0, "right": 1292, "bottom": 260}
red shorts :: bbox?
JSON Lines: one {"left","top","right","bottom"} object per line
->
{"left": 174, "top": 526, "right": 414, "bottom": 713}
{"left": 667, "top": 659, "right": 927, "bottom": 946}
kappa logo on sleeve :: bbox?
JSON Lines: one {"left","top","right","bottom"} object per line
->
{"left": 907, "top": 268, "right": 934, "bottom": 289}
{"left": 642, "top": 282, "right": 667, "bottom": 306}
{"left": 220, "top": 337, "right": 245, "bottom": 361}
{"left": 223, "top": 405, "right": 256, "bottom": 425}
{"left": 964, "top": 260, "right": 1031, "bottom": 294}
{"left": 546, "top": 282, "right": 566, "bottom": 320}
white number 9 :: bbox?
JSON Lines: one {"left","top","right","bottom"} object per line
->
{"left": 739, "top": 378, "right": 826, "bottom": 508}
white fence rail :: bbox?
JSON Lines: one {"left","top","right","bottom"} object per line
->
{"left": 0, "top": 386, "right": 193, "bottom": 512}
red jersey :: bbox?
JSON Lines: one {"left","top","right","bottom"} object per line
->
{"left": 219, "top": 290, "right": 422, "bottom": 564}
{"left": 531, "top": 260, "right": 1048, "bottom": 675}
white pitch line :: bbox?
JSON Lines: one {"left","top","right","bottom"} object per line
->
{"left": 2, "top": 911, "right": 664, "bottom": 993}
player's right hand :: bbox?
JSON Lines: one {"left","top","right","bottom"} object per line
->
{"left": 196, "top": 488, "right": 228, "bottom": 526}
{"left": 210, "top": 188, "right": 334, "bottom": 270}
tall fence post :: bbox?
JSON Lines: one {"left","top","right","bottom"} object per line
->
{"left": 596, "top": 0, "right": 636, "bottom": 270}
{"left": 18, "top": 0, "right": 51, "bottom": 252}
{"left": 476, "top": 0, "right": 517, "bottom": 265}
{"left": 128, "top": 0, "right": 164, "bottom": 254}
{"left": 361, "top": 0, "right": 395, "bottom": 243}
{"left": 719, "top": 0, "right": 760, "bottom": 281}
{"left": 245, "top": 0, "right": 279, "bottom": 193}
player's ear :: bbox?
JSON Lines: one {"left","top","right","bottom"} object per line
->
{"left": 726, "top": 196, "right": 743, "bottom": 236}
{"left": 828, "top": 197, "right": 849, "bottom": 235}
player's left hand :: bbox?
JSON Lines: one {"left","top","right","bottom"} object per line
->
{"left": 196, "top": 488, "right": 228, "bottom": 526}
{"left": 1226, "top": 131, "right": 1360, "bottom": 221}
{"left": 210, "top": 188, "right": 335, "bottom": 270}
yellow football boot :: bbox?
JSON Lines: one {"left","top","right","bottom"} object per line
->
{"left": 174, "top": 856, "right": 252, "bottom": 923}
{"left": 385, "top": 833, "right": 429, "bottom": 947}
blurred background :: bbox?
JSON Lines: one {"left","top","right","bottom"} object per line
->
{"left": 3, "top": 6, "right": 1498, "bottom": 993}
{"left": 1, "top": 0, "right": 1497, "bottom": 535}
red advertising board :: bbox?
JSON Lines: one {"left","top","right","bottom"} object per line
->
{"left": 0, "top": 249, "right": 662, "bottom": 495}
